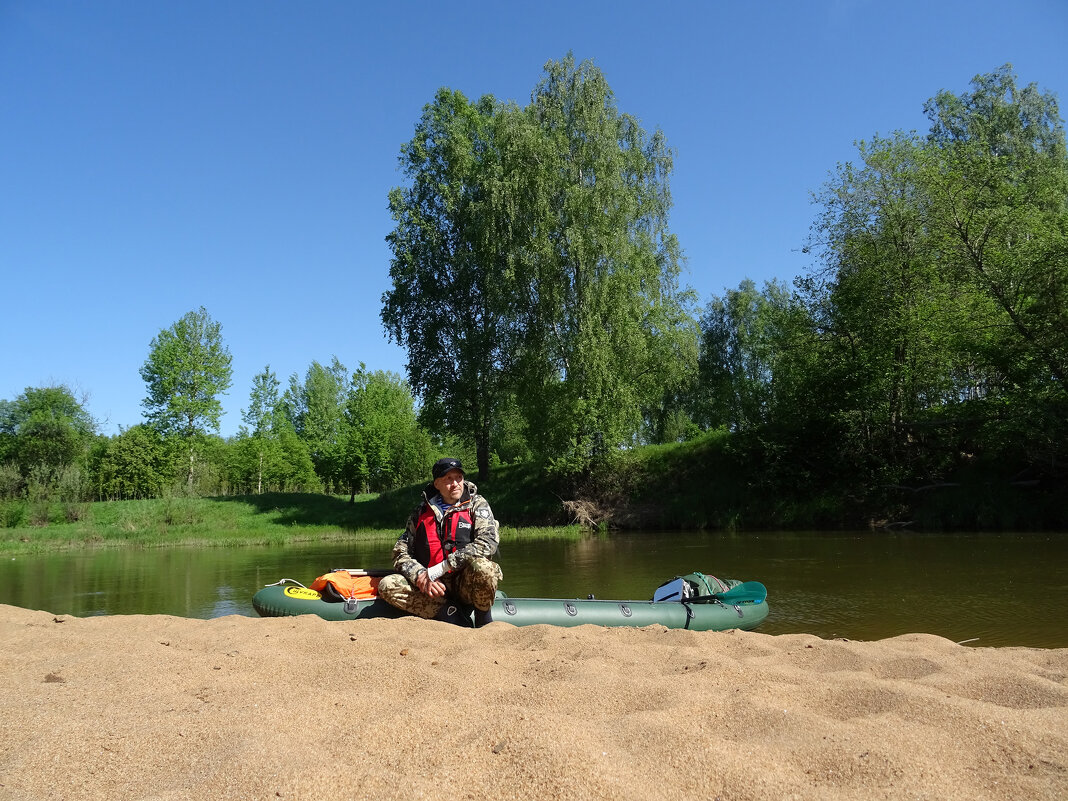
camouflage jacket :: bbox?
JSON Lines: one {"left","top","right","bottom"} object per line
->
{"left": 391, "top": 480, "right": 499, "bottom": 585}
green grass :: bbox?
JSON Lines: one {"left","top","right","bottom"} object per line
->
{"left": 0, "top": 480, "right": 589, "bottom": 554}
{"left": 0, "top": 493, "right": 399, "bottom": 553}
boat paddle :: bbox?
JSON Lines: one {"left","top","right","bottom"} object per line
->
{"left": 690, "top": 581, "right": 767, "bottom": 605}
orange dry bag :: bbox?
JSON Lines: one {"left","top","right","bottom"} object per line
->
{"left": 310, "top": 571, "right": 380, "bottom": 602}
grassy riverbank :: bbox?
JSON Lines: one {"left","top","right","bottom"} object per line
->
{"left": 0, "top": 462, "right": 577, "bottom": 554}
{"left": 0, "top": 443, "right": 719, "bottom": 554}
{"left": 0, "top": 494, "right": 582, "bottom": 554}
{"left": 3, "top": 430, "right": 1063, "bottom": 554}
{"left": 0, "top": 493, "right": 391, "bottom": 553}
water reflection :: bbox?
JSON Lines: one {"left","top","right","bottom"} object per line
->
{"left": 1, "top": 530, "right": 1065, "bottom": 648}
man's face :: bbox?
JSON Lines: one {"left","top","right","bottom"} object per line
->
{"left": 433, "top": 469, "right": 465, "bottom": 503}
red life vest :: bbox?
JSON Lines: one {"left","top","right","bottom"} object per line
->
{"left": 414, "top": 498, "right": 475, "bottom": 568}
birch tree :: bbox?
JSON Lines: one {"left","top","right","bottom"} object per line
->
{"left": 140, "top": 307, "right": 232, "bottom": 489}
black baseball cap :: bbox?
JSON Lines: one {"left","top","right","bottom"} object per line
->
{"left": 432, "top": 457, "right": 465, "bottom": 479}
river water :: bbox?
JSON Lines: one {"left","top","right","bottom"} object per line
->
{"left": 1, "top": 530, "right": 1065, "bottom": 647}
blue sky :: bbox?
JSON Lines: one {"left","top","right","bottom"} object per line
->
{"left": 2, "top": 0, "right": 1066, "bottom": 437}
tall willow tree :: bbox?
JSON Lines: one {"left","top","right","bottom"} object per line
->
{"left": 384, "top": 55, "right": 695, "bottom": 474}
{"left": 382, "top": 89, "right": 524, "bottom": 478}
{"left": 517, "top": 54, "right": 691, "bottom": 466}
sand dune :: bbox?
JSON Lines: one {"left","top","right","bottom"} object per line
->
{"left": 1, "top": 604, "right": 1065, "bottom": 800}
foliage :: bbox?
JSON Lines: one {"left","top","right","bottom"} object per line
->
{"left": 140, "top": 306, "right": 233, "bottom": 438}
{"left": 0, "top": 385, "right": 95, "bottom": 496}
{"left": 89, "top": 424, "right": 173, "bottom": 500}
{"left": 140, "top": 306, "right": 233, "bottom": 490}
{"left": 484, "top": 393, "right": 534, "bottom": 464}
{"left": 282, "top": 358, "right": 349, "bottom": 491}
{"left": 7, "top": 65, "right": 1068, "bottom": 531}
{"left": 384, "top": 54, "right": 697, "bottom": 474}
{"left": 790, "top": 64, "right": 1068, "bottom": 515}
{"left": 383, "top": 89, "right": 525, "bottom": 477}
{"left": 230, "top": 365, "right": 319, "bottom": 494}
{"left": 340, "top": 368, "right": 433, "bottom": 495}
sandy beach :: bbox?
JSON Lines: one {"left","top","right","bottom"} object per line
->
{"left": 1, "top": 604, "right": 1065, "bottom": 800}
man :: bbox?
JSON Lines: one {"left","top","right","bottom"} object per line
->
{"left": 378, "top": 457, "right": 502, "bottom": 627}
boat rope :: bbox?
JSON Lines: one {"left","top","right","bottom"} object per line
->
{"left": 264, "top": 578, "right": 307, "bottom": 588}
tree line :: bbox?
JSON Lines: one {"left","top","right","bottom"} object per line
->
{"left": 3, "top": 58, "right": 1065, "bottom": 529}
{"left": 0, "top": 306, "right": 439, "bottom": 518}
{"left": 690, "top": 65, "right": 1068, "bottom": 525}
{"left": 382, "top": 57, "right": 1067, "bottom": 525}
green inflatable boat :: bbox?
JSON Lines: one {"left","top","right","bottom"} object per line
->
{"left": 252, "top": 570, "right": 769, "bottom": 632}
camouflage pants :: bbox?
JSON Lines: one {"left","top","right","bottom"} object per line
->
{"left": 378, "top": 557, "right": 503, "bottom": 619}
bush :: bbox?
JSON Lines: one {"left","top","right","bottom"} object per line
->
{"left": 55, "top": 465, "right": 89, "bottom": 503}
{"left": 161, "top": 490, "right": 203, "bottom": 526}
{"left": 64, "top": 502, "right": 89, "bottom": 522}
{"left": 0, "top": 462, "right": 24, "bottom": 500}
{"left": 0, "top": 499, "right": 26, "bottom": 528}
{"left": 29, "top": 501, "right": 50, "bottom": 527}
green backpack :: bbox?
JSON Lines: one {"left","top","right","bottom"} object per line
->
{"left": 652, "top": 572, "right": 739, "bottom": 602}
{"left": 682, "top": 572, "right": 737, "bottom": 597}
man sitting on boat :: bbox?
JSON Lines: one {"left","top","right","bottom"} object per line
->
{"left": 378, "top": 458, "right": 503, "bottom": 627}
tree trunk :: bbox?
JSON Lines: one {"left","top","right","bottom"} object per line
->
{"left": 187, "top": 445, "right": 195, "bottom": 492}
{"left": 476, "top": 429, "right": 490, "bottom": 481}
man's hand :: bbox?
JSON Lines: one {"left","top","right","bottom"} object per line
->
{"left": 415, "top": 570, "right": 446, "bottom": 598}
